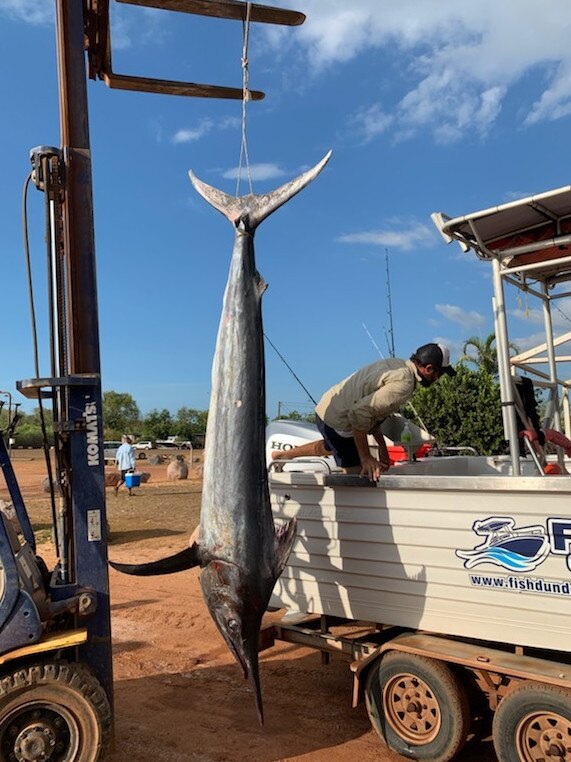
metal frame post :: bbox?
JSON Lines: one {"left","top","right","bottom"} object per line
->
{"left": 564, "top": 389, "right": 571, "bottom": 439}
{"left": 541, "top": 284, "right": 562, "bottom": 431}
{"left": 492, "top": 259, "right": 521, "bottom": 475}
{"left": 54, "top": 0, "right": 112, "bottom": 701}
{"left": 541, "top": 283, "right": 565, "bottom": 471}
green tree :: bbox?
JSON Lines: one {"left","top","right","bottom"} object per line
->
{"left": 273, "top": 409, "right": 315, "bottom": 424}
{"left": 1, "top": 408, "right": 53, "bottom": 448}
{"left": 406, "top": 364, "right": 506, "bottom": 456}
{"left": 173, "top": 407, "right": 208, "bottom": 438}
{"left": 102, "top": 391, "right": 140, "bottom": 438}
{"left": 459, "top": 333, "right": 518, "bottom": 376}
{"left": 142, "top": 408, "right": 174, "bottom": 440}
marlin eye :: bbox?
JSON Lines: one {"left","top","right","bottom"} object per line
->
{"left": 227, "top": 618, "right": 239, "bottom": 633}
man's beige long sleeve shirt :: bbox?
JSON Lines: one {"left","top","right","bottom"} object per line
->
{"left": 315, "top": 358, "right": 422, "bottom": 434}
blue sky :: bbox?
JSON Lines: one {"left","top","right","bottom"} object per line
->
{"left": 2, "top": 1, "right": 571, "bottom": 419}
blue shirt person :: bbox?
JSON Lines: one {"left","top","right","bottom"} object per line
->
{"left": 115, "top": 435, "right": 136, "bottom": 494}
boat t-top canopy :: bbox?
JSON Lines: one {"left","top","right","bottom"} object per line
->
{"left": 432, "top": 184, "right": 571, "bottom": 286}
{"left": 432, "top": 184, "right": 571, "bottom": 476}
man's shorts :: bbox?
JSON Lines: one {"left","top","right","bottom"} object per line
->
{"left": 315, "top": 415, "right": 360, "bottom": 468}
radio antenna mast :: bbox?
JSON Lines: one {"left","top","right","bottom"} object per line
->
{"left": 385, "top": 248, "right": 396, "bottom": 358}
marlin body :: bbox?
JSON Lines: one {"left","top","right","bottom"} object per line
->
{"left": 111, "top": 150, "right": 332, "bottom": 722}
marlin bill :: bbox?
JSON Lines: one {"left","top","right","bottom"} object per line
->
{"left": 111, "top": 150, "right": 332, "bottom": 723}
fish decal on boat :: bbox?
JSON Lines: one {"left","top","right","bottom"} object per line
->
{"left": 110, "top": 150, "right": 332, "bottom": 723}
{"left": 456, "top": 516, "right": 551, "bottom": 572}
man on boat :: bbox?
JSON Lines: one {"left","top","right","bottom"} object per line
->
{"left": 272, "top": 343, "right": 456, "bottom": 481}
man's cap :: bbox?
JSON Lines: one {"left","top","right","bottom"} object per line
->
{"left": 414, "top": 342, "right": 456, "bottom": 377}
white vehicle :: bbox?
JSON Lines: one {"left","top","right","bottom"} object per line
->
{"left": 265, "top": 184, "right": 571, "bottom": 762}
{"left": 134, "top": 440, "right": 153, "bottom": 459}
{"left": 156, "top": 436, "right": 192, "bottom": 449}
{"left": 103, "top": 440, "right": 121, "bottom": 465}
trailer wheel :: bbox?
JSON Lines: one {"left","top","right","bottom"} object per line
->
{"left": 365, "top": 652, "right": 470, "bottom": 761}
{"left": 492, "top": 681, "right": 571, "bottom": 761}
{"left": 0, "top": 662, "right": 111, "bottom": 762}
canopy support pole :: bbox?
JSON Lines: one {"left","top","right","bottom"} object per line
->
{"left": 493, "top": 259, "right": 521, "bottom": 475}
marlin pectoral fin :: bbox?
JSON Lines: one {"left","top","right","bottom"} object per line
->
{"left": 110, "top": 543, "right": 201, "bottom": 576}
{"left": 274, "top": 518, "right": 297, "bottom": 578}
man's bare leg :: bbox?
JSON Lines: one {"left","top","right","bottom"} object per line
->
{"left": 271, "top": 439, "right": 331, "bottom": 461}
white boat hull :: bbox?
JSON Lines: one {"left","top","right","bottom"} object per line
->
{"left": 270, "top": 457, "right": 571, "bottom": 652}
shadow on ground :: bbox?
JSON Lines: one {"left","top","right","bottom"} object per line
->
{"left": 108, "top": 650, "right": 497, "bottom": 762}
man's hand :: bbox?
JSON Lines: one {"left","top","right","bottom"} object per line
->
{"left": 360, "top": 454, "right": 389, "bottom": 482}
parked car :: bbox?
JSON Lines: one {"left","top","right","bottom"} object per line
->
{"left": 133, "top": 440, "right": 153, "bottom": 459}
{"left": 155, "top": 437, "right": 192, "bottom": 449}
{"left": 103, "top": 441, "right": 121, "bottom": 464}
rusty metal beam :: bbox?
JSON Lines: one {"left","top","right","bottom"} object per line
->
{"left": 57, "top": 0, "right": 101, "bottom": 374}
{"left": 86, "top": 0, "right": 274, "bottom": 98}
{"left": 101, "top": 71, "right": 264, "bottom": 99}
{"left": 117, "top": 0, "right": 305, "bottom": 25}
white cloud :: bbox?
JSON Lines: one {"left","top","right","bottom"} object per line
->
{"left": 338, "top": 220, "right": 435, "bottom": 251}
{"left": 435, "top": 304, "right": 486, "bottom": 329}
{"left": 351, "top": 104, "right": 394, "bottom": 143}
{"left": 433, "top": 336, "right": 464, "bottom": 359}
{"left": 171, "top": 116, "right": 239, "bottom": 145}
{"left": 510, "top": 298, "right": 571, "bottom": 331}
{"left": 510, "top": 331, "right": 547, "bottom": 354}
{"left": 0, "top": 0, "right": 52, "bottom": 23}
{"left": 172, "top": 120, "right": 215, "bottom": 144}
{"left": 268, "top": 0, "right": 571, "bottom": 142}
{"left": 222, "top": 163, "right": 287, "bottom": 181}
{"left": 0, "top": 1, "right": 167, "bottom": 46}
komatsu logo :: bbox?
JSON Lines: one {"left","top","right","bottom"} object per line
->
{"left": 84, "top": 401, "right": 100, "bottom": 467}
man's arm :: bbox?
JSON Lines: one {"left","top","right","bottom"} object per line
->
{"left": 372, "top": 432, "right": 391, "bottom": 471}
{"left": 352, "top": 429, "right": 387, "bottom": 481}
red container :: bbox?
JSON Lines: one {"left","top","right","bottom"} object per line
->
{"left": 388, "top": 445, "right": 408, "bottom": 464}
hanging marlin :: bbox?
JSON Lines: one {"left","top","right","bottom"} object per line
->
{"left": 111, "top": 149, "right": 332, "bottom": 723}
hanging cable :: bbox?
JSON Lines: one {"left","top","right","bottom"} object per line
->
{"left": 264, "top": 333, "right": 317, "bottom": 405}
{"left": 22, "top": 169, "right": 60, "bottom": 554}
{"left": 22, "top": 173, "right": 40, "bottom": 376}
{"left": 235, "top": 1, "right": 254, "bottom": 197}
{"left": 552, "top": 300, "right": 571, "bottom": 329}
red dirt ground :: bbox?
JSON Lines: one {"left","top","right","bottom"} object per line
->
{"left": 4, "top": 451, "right": 497, "bottom": 761}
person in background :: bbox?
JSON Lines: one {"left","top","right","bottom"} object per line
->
{"left": 272, "top": 343, "right": 456, "bottom": 481}
{"left": 115, "top": 435, "right": 136, "bottom": 495}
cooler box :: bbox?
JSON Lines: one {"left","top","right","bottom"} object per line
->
{"left": 125, "top": 473, "right": 141, "bottom": 488}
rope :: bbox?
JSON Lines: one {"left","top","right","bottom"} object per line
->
{"left": 235, "top": 2, "right": 254, "bottom": 197}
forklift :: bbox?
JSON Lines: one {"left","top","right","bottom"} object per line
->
{"left": 0, "top": 2, "right": 303, "bottom": 760}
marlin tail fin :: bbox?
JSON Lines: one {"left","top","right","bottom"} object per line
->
{"left": 110, "top": 544, "right": 200, "bottom": 576}
{"left": 188, "top": 150, "right": 332, "bottom": 230}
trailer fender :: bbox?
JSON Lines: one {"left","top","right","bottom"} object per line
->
{"left": 351, "top": 631, "right": 571, "bottom": 708}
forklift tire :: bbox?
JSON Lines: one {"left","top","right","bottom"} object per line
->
{"left": 0, "top": 661, "right": 111, "bottom": 762}
{"left": 492, "top": 680, "right": 571, "bottom": 762}
{"left": 365, "top": 651, "right": 470, "bottom": 762}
